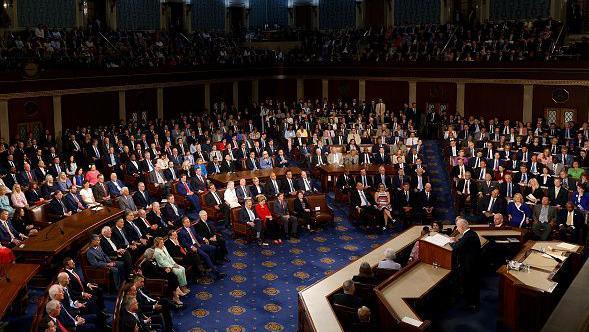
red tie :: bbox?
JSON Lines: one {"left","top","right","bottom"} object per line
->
{"left": 56, "top": 319, "right": 68, "bottom": 332}
{"left": 27, "top": 171, "right": 32, "bottom": 182}
{"left": 179, "top": 245, "right": 186, "bottom": 255}
{"left": 71, "top": 271, "right": 84, "bottom": 290}
{"left": 184, "top": 183, "right": 191, "bottom": 194}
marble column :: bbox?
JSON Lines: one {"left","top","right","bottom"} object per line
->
{"left": 118, "top": 91, "right": 126, "bottom": 123}
{"left": 456, "top": 83, "right": 465, "bottom": 116}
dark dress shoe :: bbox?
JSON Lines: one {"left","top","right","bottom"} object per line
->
{"left": 215, "top": 272, "right": 226, "bottom": 280}
{"left": 223, "top": 257, "right": 231, "bottom": 262}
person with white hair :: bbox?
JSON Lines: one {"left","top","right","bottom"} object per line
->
{"left": 44, "top": 299, "right": 65, "bottom": 331}
{"left": 449, "top": 217, "right": 481, "bottom": 311}
{"left": 377, "top": 248, "right": 401, "bottom": 270}
{"left": 48, "top": 284, "right": 92, "bottom": 329}
{"left": 117, "top": 187, "right": 137, "bottom": 213}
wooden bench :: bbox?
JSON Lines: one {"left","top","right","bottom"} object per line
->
{"left": 200, "top": 189, "right": 226, "bottom": 222}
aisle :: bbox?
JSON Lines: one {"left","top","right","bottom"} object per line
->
{"left": 423, "top": 140, "right": 456, "bottom": 223}
{"left": 176, "top": 196, "right": 394, "bottom": 332}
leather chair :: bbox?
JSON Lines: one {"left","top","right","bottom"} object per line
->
{"left": 134, "top": 255, "right": 169, "bottom": 298}
{"left": 79, "top": 244, "right": 113, "bottom": 293}
{"left": 230, "top": 207, "right": 256, "bottom": 242}
{"left": 307, "top": 193, "right": 334, "bottom": 226}
{"left": 201, "top": 189, "right": 226, "bottom": 221}
{"left": 26, "top": 202, "right": 51, "bottom": 228}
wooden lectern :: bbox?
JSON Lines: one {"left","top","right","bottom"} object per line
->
{"left": 418, "top": 235, "right": 454, "bottom": 270}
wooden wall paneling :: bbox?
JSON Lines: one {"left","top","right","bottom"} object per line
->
{"left": 62, "top": 92, "right": 118, "bottom": 129}
{"left": 464, "top": 84, "right": 524, "bottom": 121}
{"left": 210, "top": 82, "right": 234, "bottom": 107}
{"left": 8, "top": 97, "right": 54, "bottom": 141}
{"left": 163, "top": 85, "right": 205, "bottom": 119}
{"left": 328, "top": 79, "right": 359, "bottom": 102}
{"left": 238, "top": 81, "right": 253, "bottom": 107}
{"left": 365, "top": 80, "right": 409, "bottom": 112}
{"left": 532, "top": 85, "right": 589, "bottom": 122}
{"left": 125, "top": 89, "right": 157, "bottom": 121}
{"left": 416, "top": 82, "right": 457, "bottom": 115}
{"left": 303, "top": 79, "right": 322, "bottom": 101}
{"left": 259, "top": 79, "right": 297, "bottom": 102}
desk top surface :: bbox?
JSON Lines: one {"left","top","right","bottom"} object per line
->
{"left": 501, "top": 241, "right": 581, "bottom": 293}
{"left": 380, "top": 262, "right": 451, "bottom": 321}
{"left": 208, "top": 167, "right": 301, "bottom": 184}
{"left": 0, "top": 263, "right": 40, "bottom": 318}
{"left": 318, "top": 164, "right": 396, "bottom": 174}
{"left": 299, "top": 226, "right": 423, "bottom": 332}
{"left": 14, "top": 207, "right": 123, "bottom": 255}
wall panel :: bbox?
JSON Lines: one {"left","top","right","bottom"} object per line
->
{"left": 117, "top": 0, "right": 161, "bottom": 30}
{"left": 238, "top": 81, "right": 253, "bottom": 107}
{"left": 17, "top": 0, "right": 75, "bottom": 28}
{"left": 532, "top": 85, "right": 589, "bottom": 122}
{"left": 328, "top": 79, "right": 359, "bottom": 102}
{"left": 8, "top": 97, "right": 53, "bottom": 141}
{"left": 211, "top": 82, "right": 234, "bottom": 106}
{"left": 303, "top": 79, "right": 322, "bottom": 101}
{"left": 365, "top": 81, "right": 409, "bottom": 112}
{"left": 126, "top": 89, "right": 157, "bottom": 121}
{"left": 465, "top": 84, "right": 523, "bottom": 121}
{"left": 259, "top": 79, "right": 297, "bottom": 101}
{"left": 62, "top": 92, "right": 118, "bottom": 129}
{"left": 416, "top": 82, "right": 457, "bottom": 115}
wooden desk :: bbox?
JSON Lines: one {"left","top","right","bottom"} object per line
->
{"left": 0, "top": 263, "right": 40, "bottom": 319}
{"left": 13, "top": 207, "right": 123, "bottom": 272}
{"left": 498, "top": 241, "right": 584, "bottom": 332}
{"left": 298, "top": 226, "right": 423, "bottom": 332}
{"left": 208, "top": 167, "right": 301, "bottom": 187}
{"left": 375, "top": 261, "right": 450, "bottom": 329}
{"left": 318, "top": 164, "right": 397, "bottom": 192}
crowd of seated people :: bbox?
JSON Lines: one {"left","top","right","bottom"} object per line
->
{"left": 444, "top": 114, "right": 589, "bottom": 244}
{"left": 0, "top": 17, "right": 573, "bottom": 73}
{"left": 0, "top": 95, "right": 446, "bottom": 330}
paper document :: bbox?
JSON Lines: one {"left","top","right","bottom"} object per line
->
{"left": 423, "top": 233, "right": 452, "bottom": 247}
{"left": 401, "top": 317, "right": 422, "bottom": 327}
{"left": 542, "top": 253, "right": 566, "bottom": 262}
{"left": 556, "top": 242, "right": 579, "bottom": 252}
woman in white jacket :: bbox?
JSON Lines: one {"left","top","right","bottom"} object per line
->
{"left": 153, "top": 237, "right": 190, "bottom": 295}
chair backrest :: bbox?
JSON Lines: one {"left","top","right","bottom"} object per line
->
{"left": 112, "top": 281, "right": 127, "bottom": 332}
{"left": 230, "top": 207, "right": 241, "bottom": 224}
{"left": 332, "top": 303, "right": 357, "bottom": 329}
{"left": 353, "top": 282, "right": 376, "bottom": 304}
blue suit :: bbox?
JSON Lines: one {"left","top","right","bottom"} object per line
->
{"left": 176, "top": 181, "right": 201, "bottom": 211}
{"left": 86, "top": 246, "right": 125, "bottom": 290}
{"left": 64, "top": 193, "right": 86, "bottom": 212}
{"left": 177, "top": 226, "right": 217, "bottom": 270}
{"left": 106, "top": 180, "right": 125, "bottom": 197}
{"left": 572, "top": 192, "right": 589, "bottom": 211}
{"left": 0, "top": 220, "right": 22, "bottom": 247}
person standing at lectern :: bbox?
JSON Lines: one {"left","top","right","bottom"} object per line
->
{"left": 449, "top": 218, "right": 481, "bottom": 311}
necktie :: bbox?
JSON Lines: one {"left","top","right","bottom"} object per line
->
{"left": 508, "top": 183, "right": 512, "bottom": 197}
{"left": 3, "top": 221, "right": 14, "bottom": 240}
{"left": 119, "top": 228, "right": 129, "bottom": 246}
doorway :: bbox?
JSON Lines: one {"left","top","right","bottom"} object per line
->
{"left": 168, "top": 2, "right": 185, "bottom": 32}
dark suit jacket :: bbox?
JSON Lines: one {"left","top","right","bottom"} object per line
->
{"left": 99, "top": 237, "right": 122, "bottom": 258}
{"left": 373, "top": 153, "right": 390, "bottom": 165}
{"left": 204, "top": 191, "right": 224, "bottom": 207}
{"left": 548, "top": 187, "right": 569, "bottom": 206}
{"left": 121, "top": 310, "right": 150, "bottom": 332}
{"left": 239, "top": 207, "right": 259, "bottom": 224}
{"left": 245, "top": 158, "right": 260, "bottom": 170}
{"left": 194, "top": 219, "right": 217, "bottom": 240}
{"left": 48, "top": 198, "right": 70, "bottom": 218}
{"left": 332, "top": 293, "right": 362, "bottom": 308}
{"left": 418, "top": 191, "right": 437, "bottom": 209}
{"left": 264, "top": 179, "right": 282, "bottom": 197}
{"left": 450, "top": 229, "right": 481, "bottom": 275}
{"left": 350, "top": 190, "right": 376, "bottom": 208}
{"left": 557, "top": 210, "right": 584, "bottom": 228}
{"left": 162, "top": 204, "right": 183, "bottom": 226}
{"left": 220, "top": 160, "right": 235, "bottom": 173}
{"left": 133, "top": 190, "right": 152, "bottom": 209}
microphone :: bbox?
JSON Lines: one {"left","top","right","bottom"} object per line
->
{"left": 529, "top": 248, "right": 563, "bottom": 263}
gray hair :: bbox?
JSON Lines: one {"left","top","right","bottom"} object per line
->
{"left": 101, "top": 226, "right": 111, "bottom": 235}
{"left": 57, "top": 272, "right": 68, "bottom": 284}
{"left": 385, "top": 248, "right": 396, "bottom": 261}
{"left": 48, "top": 284, "right": 63, "bottom": 300}
{"left": 144, "top": 248, "right": 155, "bottom": 260}
{"left": 46, "top": 300, "right": 60, "bottom": 315}
{"left": 342, "top": 280, "right": 354, "bottom": 294}
{"left": 199, "top": 210, "right": 207, "bottom": 217}
{"left": 456, "top": 217, "right": 469, "bottom": 228}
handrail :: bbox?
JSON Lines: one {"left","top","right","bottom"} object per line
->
{"left": 440, "top": 25, "right": 459, "bottom": 56}
{"left": 549, "top": 23, "right": 567, "bottom": 60}
{"left": 98, "top": 31, "right": 120, "bottom": 54}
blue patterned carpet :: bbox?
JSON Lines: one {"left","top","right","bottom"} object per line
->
{"left": 175, "top": 199, "right": 398, "bottom": 332}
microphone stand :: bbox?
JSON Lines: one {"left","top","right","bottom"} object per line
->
{"left": 44, "top": 220, "right": 65, "bottom": 241}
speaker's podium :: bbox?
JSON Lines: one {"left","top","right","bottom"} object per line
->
{"left": 374, "top": 233, "right": 455, "bottom": 332}
{"left": 418, "top": 233, "right": 454, "bottom": 269}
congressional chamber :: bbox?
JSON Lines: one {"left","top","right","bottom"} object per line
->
{"left": 0, "top": 0, "right": 588, "bottom": 331}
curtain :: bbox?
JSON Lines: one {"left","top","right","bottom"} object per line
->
{"left": 17, "top": 0, "right": 75, "bottom": 28}
{"left": 192, "top": 0, "right": 226, "bottom": 30}
{"left": 394, "top": 0, "right": 440, "bottom": 25}
{"left": 319, "top": 0, "right": 355, "bottom": 30}
{"left": 116, "top": 0, "right": 161, "bottom": 30}
{"left": 249, "top": 0, "right": 288, "bottom": 28}
{"left": 490, "top": 0, "right": 550, "bottom": 20}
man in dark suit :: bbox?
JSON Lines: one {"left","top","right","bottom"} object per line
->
{"left": 456, "top": 172, "right": 478, "bottom": 214}
{"left": 281, "top": 171, "right": 298, "bottom": 196}
{"left": 273, "top": 192, "right": 298, "bottom": 239}
{"left": 417, "top": 183, "right": 436, "bottom": 223}
{"left": 86, "top": 234, "right": 125, "bottom": 290}
{"left": 557, "top": 202, "right": 584, "bottom": 243}
{"left": 133, "top": 182, "right": 153, "bottom": 210}
{"left": 177, "top": 217, "right": 224, "bottom": 278}
{"left": 176, "top": 174, "right": 201, "bottom": 211}
{"left": 163, "top": 162, "right": 179, "bottom": 182}
{"left": 450, "top": 218, "right": 481, "bottom": 311}
{"left": 264, "top": 172, "right": 282, "bottom": 198}
{"left": 245, "top": 152, "right": 260, "bottom": 170}
{"left": 48, "top": 191, "right": 73, "bottom": 219}
{"left": 332, "top": 280, "right": 362, "bottom": 309}
{"left": 239, "top": 199, "right": 265, "bottom": 245}
{"left": 204, "top": 183, "right": 230, "bottom": 227}
{"left": 162, "top": 195, "right": 184, "bottom": 227}
{"left": 62, "top": 257, "right": 105, "bottom": 314}
{"left": 336, "top": 171, "right": 355, "bottom": 194}
{"left": 548, "top": 178, "right": 568, "bottom": 208}
{"left": 132, "top": 275, "right": 174, "bottom": 332}
{"left": 221, "top": 154, "right": 236, "bottom": 173}
{"left": 194, "top": 210, "right": 228, "bottom": 263}
{"left": 479, "top": 188, "right": 506, "bottom": 222}
{"left": 355, "top": 169, "right": 373, "bottom": 191}
{"left": 120, "top": 297, "right": 150, "bottom": 332}
{"left": 100, "top": 224, "right": 133, "bottom": 272}
{"left": 373, "top": 146, "right": 390, "bottom": 165}
{"left": 0, "top": 209, "right": 27, "bottom": 247}
{"left": 350, "top": 182, "right": 381, "bottom": 229}
{"left": 63, "top": 186, "right": 86, "bottom": 213}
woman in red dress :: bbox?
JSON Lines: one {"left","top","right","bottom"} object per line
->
{"left": 255, "top": 196, "right": 281, "bottom": 244}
